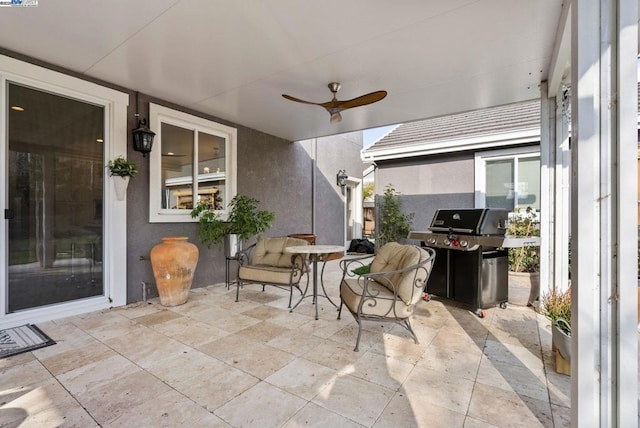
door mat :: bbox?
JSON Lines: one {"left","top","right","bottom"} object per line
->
{"left": 0, "top": 324, "right": 55, "bottom": 359}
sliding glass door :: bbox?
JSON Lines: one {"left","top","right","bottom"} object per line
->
{"left": 6, "top": 82, "right": 105, "bottom": 312}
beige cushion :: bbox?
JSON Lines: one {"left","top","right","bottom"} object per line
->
{"left": 239, "top": 264, "right": 303, "bottom": 285}
{"left": 252, "top": 237, "right": 309, "bottom": 268}
{"left": 340, "top": 277, "right": 414, "bottom": 319}
{"left": 369, "top": 243, "right": 427, "bottom": 304}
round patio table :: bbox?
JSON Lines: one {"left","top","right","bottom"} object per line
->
{"left": 285, "top": 244, "right": 345, "bottom": 320}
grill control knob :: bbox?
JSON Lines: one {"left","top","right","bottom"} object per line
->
{"left": 427, "top": 238, "right": 436, "bottom": 245}
{"left": 460, "top": 240, "right": 468, "bottom": 248}
{"left": 443, "top": 239, "right": 450, "bottom": 246}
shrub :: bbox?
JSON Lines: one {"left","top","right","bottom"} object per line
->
{"left": 541, "top": 287, "right": 571, "bottom": 335}
{"left": 377, "top": 184, "right": 414, "bottom": 247}
{"left": 507, "top": 207, "right": 540, "bottom": 272}
{"left": 190, "top": 194, "right": 275, "bottom": 248}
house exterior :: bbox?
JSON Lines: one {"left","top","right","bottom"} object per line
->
{"left": 0, "top": 1, "right": 637, "bottom": 422}
{"left": 0, "top": 50, "right": 364, "bottom": 329}
{"left": 362, "top": 100, "right": 541, "bottom": 231}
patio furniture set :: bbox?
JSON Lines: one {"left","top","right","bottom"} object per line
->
{"left": 234, "top": 236, "right": 436, "bottom": 351}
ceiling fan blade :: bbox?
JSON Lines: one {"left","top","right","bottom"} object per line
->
{"left": 282, "top": 84, "right": 387, "bottom": 124}
{"left": 337, "top": 90, "right": 387, "bottom": 110}
{"left": 282, "top": 94, "right": 323, "bottom": 106}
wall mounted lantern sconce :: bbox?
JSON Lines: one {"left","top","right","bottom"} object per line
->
{"left": 132, "top": 117, "right": 155, "bottom": 157}
{"left": 336, "top": 169, "right": 348, "bottom": 189}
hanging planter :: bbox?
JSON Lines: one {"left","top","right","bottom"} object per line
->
{"left": 106, "top": 156, "right": 137, "bottom": 201}
{"left": 112, "top": 176, "right": 130, "bottom": 201}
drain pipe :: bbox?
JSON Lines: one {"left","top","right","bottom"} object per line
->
{"left": 311, "top": 138, "right": 317, "bottom": 234}
{"left": 141, "top": 281, "right": 147, "bottom": 302}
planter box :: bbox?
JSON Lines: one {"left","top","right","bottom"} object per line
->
{"left": 555, "top": 351, "right": 571, "bottom": 375}
{"left": 552, "top": 323, "right": 571, "bottom": 375}
{"left": 508, "top": 271, "right": 540, "bottom": 307}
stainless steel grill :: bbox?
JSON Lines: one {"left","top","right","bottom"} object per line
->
{"left": 409, "top": 208, "right": 540, "bottom": 318}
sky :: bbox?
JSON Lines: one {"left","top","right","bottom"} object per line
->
{"left": 363, "top": 124, "right": 396, "bottom": 148}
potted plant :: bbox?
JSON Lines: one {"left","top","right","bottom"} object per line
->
{"left": 106, "top": 155, "right": 137, "bottom": 200}
{"left": 506, "top": 207, "right": 540, "bottom": 306}
{"left": 541, "top": 286, "right": 571, "bottom": 374}
{"left": 190, "top": 194, "right": 275, "bottom": 257}
{"left": 376, "top": 184, "right": 414, "bottom": 248}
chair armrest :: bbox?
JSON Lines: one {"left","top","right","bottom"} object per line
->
{"left": 237, "top": 243, "right": 257, "bottom": 266}
{"left": 340, "top": 254, "right": 375, "bottom": 279}
{"left": 354, "top": 250, "right": 435, "bottom": 299}
{"left": 290, "top": 253, "right": 309, "bottom": 272}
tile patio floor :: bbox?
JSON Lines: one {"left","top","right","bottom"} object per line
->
{"left": 1, "top": 259, "right": 572, "bottom": 427}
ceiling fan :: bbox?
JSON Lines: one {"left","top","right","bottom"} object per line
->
{"left": 282, "top": 82, "right": 387, "bottom": 124}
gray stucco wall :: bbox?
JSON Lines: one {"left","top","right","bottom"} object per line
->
{"left": 126, "top": 95, "right": 360, "bottom": 302}
{"left": 0, "top": 48, "right": 362, "bottom": 305}
{"left": 374, "top": 153, "right": 475, "bottom": 234}
{"left": 315, "top": 132, "right": 364, "bottom": 245}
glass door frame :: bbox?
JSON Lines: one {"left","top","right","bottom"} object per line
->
{"left": 0, "top": 55, "right": 129, "bottom": 329}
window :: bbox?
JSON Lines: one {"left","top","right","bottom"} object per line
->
{"left": 149, "top": 104, "right": 237, "bottom": 222}
{"left": 475, "top": 147, "right": 540, "bottom": 211}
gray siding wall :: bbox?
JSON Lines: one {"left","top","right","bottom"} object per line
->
{"left": 374, "top": 153, "right": 475, "bottom": 234}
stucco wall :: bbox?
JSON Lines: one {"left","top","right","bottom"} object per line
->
{"left": 126, "top": 95, "right": 360, "bottom": 302}
{"left": 0, "top": 48, "right": 362, "bottom": 305}
{"left": 315, "top": 132, "right": 364, "bottom": 245}
{"left": 374, "top": 153, "right": 475, "bottom": 234}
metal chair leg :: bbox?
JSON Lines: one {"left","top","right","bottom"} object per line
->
{"left": 404, "top": 319, "right": 419, "bottom": 344}
{"left": 354, "top": 318, "right": 362, "bottom": 352}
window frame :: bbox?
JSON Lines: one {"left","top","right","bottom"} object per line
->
{"left": 149, "top": 103, "right": 237, "bottom": 223}
{"left": 474, "top": 146, "right": 540, "bottom": 211}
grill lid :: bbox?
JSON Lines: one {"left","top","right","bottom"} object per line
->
{"left": 429, "top": 208, "right": 508, "bottom": 235}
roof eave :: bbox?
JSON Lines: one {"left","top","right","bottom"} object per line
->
{"left": 361, "top": 128, "right": 540, "bottom": 162}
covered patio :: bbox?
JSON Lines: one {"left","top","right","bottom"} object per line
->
{"left": 1, "top": 260, "right": 571, "bottom": 427}
{"left": 0, "top": 0, "right": 638, "bottom": 426}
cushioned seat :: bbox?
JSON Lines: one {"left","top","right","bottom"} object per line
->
{"left": 236, "top": 236, "right": 309, "bottom": 307}
{"left": 338, "top": 242, "right": 436, "bottom": 351}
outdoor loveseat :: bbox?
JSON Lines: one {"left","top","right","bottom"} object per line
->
{"left": 236, "top": 236, "right": 309, "bottom": 307}
{"left": 338, "top": 242, "right": 436, "bottom": 351}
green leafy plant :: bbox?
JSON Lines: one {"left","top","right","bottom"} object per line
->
{"left": 541, "top": 287, "right": 571, "bottom": 335}
{"left": 190, "top": 194, "right": 275, "bottom": 248}
{"left": 377, "top": 184, "right": 414, "bottom": 247}
{"left": 507, "top": 207, "right": 540, "bottom": 272}
{"left": 362, "top": 182, "right": 374, "bottom": 201}
{"left": 106, "top": 156, "right": 138, "bottom": 177}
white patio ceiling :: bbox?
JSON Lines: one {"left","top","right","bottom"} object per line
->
{"left": 0, "top": 0, "right": 575, "bottom": 141}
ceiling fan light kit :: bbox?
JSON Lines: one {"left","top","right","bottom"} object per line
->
{"left": 282, "top": 82, "right": 387, "bottom": 124}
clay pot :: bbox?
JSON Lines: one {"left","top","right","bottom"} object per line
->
{"left": 150, "top": 236, "right": 199, "bottom": 306}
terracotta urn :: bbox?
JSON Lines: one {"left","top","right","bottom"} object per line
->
{"left": 150, "top": 236, "right": 199, "bottom": 306}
